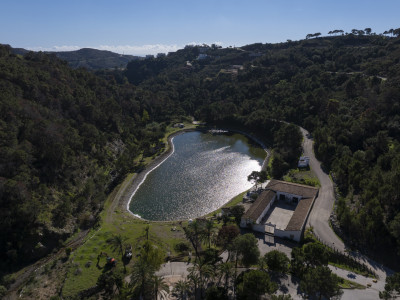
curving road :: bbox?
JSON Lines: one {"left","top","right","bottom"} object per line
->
{"left": 300, "top": 127, "right": 345, "bottom": 252}
{"left": 300, "top": 126, "right": 393, "bottom": 298}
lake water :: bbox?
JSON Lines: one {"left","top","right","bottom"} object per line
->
{"left": 129, "top": 131, "right": 266, "bottom": 221}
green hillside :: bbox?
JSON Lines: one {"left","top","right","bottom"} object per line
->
{"left": 0, "top": 44, "right": 167, "bottom": 272}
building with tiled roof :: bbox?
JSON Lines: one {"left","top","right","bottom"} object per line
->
{"left": 240, "top": 180, "right": 319, "bottom": 242}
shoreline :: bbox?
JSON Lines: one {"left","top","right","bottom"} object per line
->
{"left": 119, "top": 128, "right": 196, "bottom": 217}
{"left": 120, "top": 127, "right": 269, "bottom": 221}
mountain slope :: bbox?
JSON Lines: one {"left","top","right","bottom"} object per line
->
{"left": 0, "top": 44, "right": 165, "bottom": 271}
{"left": 9, "top": 46, "right": 141, "bottom": 70}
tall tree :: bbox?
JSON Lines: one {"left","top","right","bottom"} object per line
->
{"left": 236, "top": 270, "right": 277, "bottom": 300}
{"left": 264, "top": 250, "right": 290, "bottom": 273}
{"left": 184, "top": 220, "right": 204, "bottom": 261}
{"left": 299, "top": 266, "right": 342, "bottom": 300}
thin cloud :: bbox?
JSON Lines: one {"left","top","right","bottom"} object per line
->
{"left": 26, "top": 42, "right": 224, "bottom": 56}
{"left": 97, "top": 44, "right": 181, "bottom": 55}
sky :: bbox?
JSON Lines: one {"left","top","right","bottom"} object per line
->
{"left": 1, "top": 0, "right": 399, "bottom": 56}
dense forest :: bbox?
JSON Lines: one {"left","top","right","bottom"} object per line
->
{"left": 0, "top": 44, "right": 170, "bottom": 273}
{"left": 2, "top": 29, "right": 400, "bottom": 290}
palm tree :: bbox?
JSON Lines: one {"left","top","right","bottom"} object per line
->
{"left": 151, "top": 275, "right": 169, "bottom": 300}
{"left": 217, "top": 261, "right": 234, "bottom": 290}
{"left": 173, "top": 279, "right": 190, "bottom": 300}
{"left": 130, "top": 259, "right": 151, "bottom": 297}
{"left": 184, "top": 221, "right": 203, "bottom": 260}
{"left": 109, "top": 234, "right": 127, "bottom": 256}
{"left": 188, "top": 260, "right": 214, "bottom": 298}
{"left": 201, "top": 220, "right": 216, "bottom": 249}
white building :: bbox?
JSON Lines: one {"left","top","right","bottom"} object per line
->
{"left": 240, "top": 180, "right": 318, "bottom": 242}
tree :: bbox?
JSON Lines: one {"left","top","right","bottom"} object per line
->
{"left": 231, "top": 233, "right": 260, "bottom": 268}
{"left": 217, "top": 261, "right": 235, "bottom": 289}
{"left": 130, "top": 241, "right": 164, "bottom": 298}
{"left": 299, "top": 266, "right": 342, "bottom": 300}
{"left": 183, "top": 220, "right": 204, "bottom": 260}
{"left": 236, "top": 270, "right": 278, "bottom": 300}
{"left": 230, "top": 205, "right": 245, "bottom": 225}
{"left": 108, "top": 234, "right": 128, "bottom": 256}
{"left": 264, "top": 250, "right": 290, "bottom": 273}
{"left": 270, "top": 153, "right": 289, "bottom": 179}
{"left": 174, "top": 241, "right": 191, "bottom": 254}
{"left": 248, "top": 171, "right": 262, "bottom": 189}
{"left": 97, "top": 270, "right": 124, "bottom": 297}
{"left": 216, "top": 224, "right": 240, "bottom": 251}
{"left": 290, "top": 247, "right": 306, "bottom": 276}
{"left": 380, "top": 272, "right": 400, "bottom": 299}
{"left": 201, "top": 219, "right": 216, "bottom": 249}
{"left": 188, "top": 259, "right": 214, "bottom": 298}
{"left": 231, "top": 233, "right": 260, "bottom": 296}
{"left": 173, "top": 279, "right": 191, "bottom": 300}
{"left": 365, "top": 28, "right": 372, "bottom": 35}
{"left": 150, "top": 275, "right": 169, "bottom": 300}
{"left": 303, "top": 242, "right": 329, "bottom": 267}
{"left": 205, "top": 286, "right": 229, "bottom": 300}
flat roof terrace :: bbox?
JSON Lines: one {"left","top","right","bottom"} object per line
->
{"left": 262, "top": 200, "right": 296, "bottom": 230}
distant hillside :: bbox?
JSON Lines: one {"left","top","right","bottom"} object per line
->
{"left": 51, "top": 48, "right": 141, "bottom": 70}
{"left": 9, "top": 46, "right": 141, "bottom": 70}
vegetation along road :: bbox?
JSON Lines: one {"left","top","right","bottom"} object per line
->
{"left": 301, "top": 126, "right": 393, "bottom": 297}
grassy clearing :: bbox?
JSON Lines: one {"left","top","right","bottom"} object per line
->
{"left": 283, "top": 168, "right": 320, "bottom": 187}
{"left": 62, "top": 209, "right": 187, "bottom": 296}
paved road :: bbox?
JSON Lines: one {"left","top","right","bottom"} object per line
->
{"left": 300, "top": 126, "right": 394, "bottom": 297}
{"left": 301, "top": 127, "right": 345, "bottom": 252}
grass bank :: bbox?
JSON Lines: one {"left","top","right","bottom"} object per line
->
{"left": 62, "top": 124, "right": 196, "bottom": 296}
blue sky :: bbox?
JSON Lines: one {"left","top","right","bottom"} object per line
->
{"left": 1, "top": 0, "right": 399, "bottom": 55}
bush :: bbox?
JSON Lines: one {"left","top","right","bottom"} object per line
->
{"left": 174, "top": 242, "right": 190, "bottom": 254}
{"left": 65, "top": 247, "right": 72, "bottom": 257}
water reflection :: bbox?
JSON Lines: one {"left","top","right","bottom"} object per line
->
{"left": 129, "top": 131, "right": 266, "bottom": 220}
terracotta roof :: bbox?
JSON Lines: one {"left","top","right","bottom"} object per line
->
{"left": 266, "top": 179, "right": 318, "bottom": 199}
{"left": 285, "top": 197, "right": 315, "bottom": 231}
{"left": 243, "top": 190, "right": 276, "bottom": 223}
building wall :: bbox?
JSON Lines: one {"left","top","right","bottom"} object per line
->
{"left": 255, "top": 195, "right": 276, "bottom": 224}
{"left": 275, "top": 228, "right": 301, "bottom": 242}
{"left": 240, "top": 218, "right": 249, "bottom": 228}
{"left": 252, "top": 223, "right": 266, "bottom": 233}
{"left": 276, "top": 191, "right": 301, "bottom": 203}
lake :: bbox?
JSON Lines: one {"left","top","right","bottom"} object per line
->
{"left": 128, "top": 131, "right": 266, "bottom": 221}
